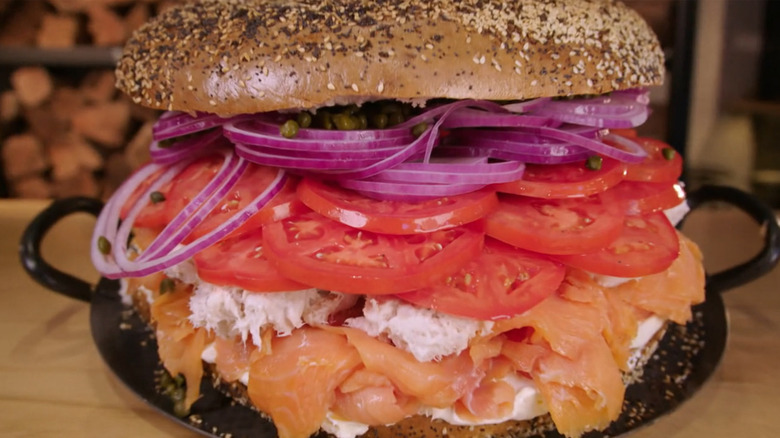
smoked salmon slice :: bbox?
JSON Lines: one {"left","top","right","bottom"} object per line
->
{"left": 151, "top": 287, "right": 210, "bottom": 409}
{"left": 612, "top": 234, "right": 705, "bottom": 324}
{"left": 247, "top": 327, "right": 362, "bottom": 438}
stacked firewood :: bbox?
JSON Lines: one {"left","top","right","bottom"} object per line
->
{"left": 0, "top": 0, "right": 182, "bottom": 48}
{"left": 0, "top": 0, "right": 185, "bottom": 199}
{"left": 1, "top": 67, "right": 158, "bottom": 199}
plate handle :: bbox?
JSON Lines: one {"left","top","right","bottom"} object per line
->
{"left": 19, "top": 196, "right": 104, "bottom": 303}
{"left": 684, "top": 185, "right": 780, "bottom": 294}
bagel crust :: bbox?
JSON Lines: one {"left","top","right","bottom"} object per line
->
{"left": 116, "top": 0, "right": 665, "bottom": 115}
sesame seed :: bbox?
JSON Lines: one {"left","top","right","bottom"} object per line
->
{"left": 116, "top": 0, "right": 665, "bottom": 113}
{"left": 351, "top": 83, "right": 359, "bottom": 92}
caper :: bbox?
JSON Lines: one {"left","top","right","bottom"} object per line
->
{"left": 356, "top": 113, "right": 368, "bottom": 130}
{"left": 370, "top": 113, "right": 388, "bottom": 129}
{"left": 159, "top": 278, "right": 176, "bottom": 295}
{"left": 585, "top": 155, "right": 603, "bottom": 171}
{"left": 279, "top": 119, "right": 300, "bottom": 138}
{"left": 296, "top": 112, "right": 312, "bottom": 128}
{"left": 97, "top": 236, "right": 111, "bottom": 255}
{"left": 169, "top": 387, "right": 185, "bottom": 402}
{"left": 381, "top": 102, "right": 403, "bottom": 114}
{"left": 343, "top": 104, "right": 360, "bottom": 115}
{"left": 173, "top": 399, "right": 189, "bottom": 418}
{"left": 662, "top": 147, "right": 677, "bottom": 161}
{"left": 333, "top": 113, "right": 358, "bottom": 130}
{"left": 411, "top": 122, "right": 428, "bottom": 137}
{"left": 149, "top": 191, "right": 166, "bottom": 204}
{"left": 315, "top": 111, "right": 334, "bottom": 130}
{"left": 387, "top": 112, "right": 405, "bottom": 127}
{"left": 159, "top": 372, "right": 172, "bottom": 388}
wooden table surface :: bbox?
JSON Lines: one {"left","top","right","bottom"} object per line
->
{"left": 1, "top": 198, "right": 779, "bottom": 438}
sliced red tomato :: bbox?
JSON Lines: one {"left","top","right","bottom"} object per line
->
{"left": 296, "top": 178, "right": 498, "bottom": 235}
{"left": 262, "top": 211, "right": 485, "bottom": 294}
{"left": 162, "top": 155, "right": 225, "bottom": 219}
{"left": 494, "top": 157, "right": 626, "bottom": 198}
{"left": 120, "top": 165, "right": 171, "bottom": 229}
{"left": 485, "top": 193, "right": 625, "bottom": 255}
{"left": 397, "top": 238, "right": 565, "bottom": 320}
{"left": 621, "top": 137, "right": 683, "bottom": 183}
{"left": 193, "top": 227, "right": 309, "bottom": 292}
{"left": 609, "top": 128, "right": 638, "bottom": 138}
{"left": 185, "top": 170, "right": 307, "bottom": 242}
{"left": 553, "top": 212, "right": 680, "bottom": 277}
{"left": 607, "top": 181, "right": 685, "bottom": 215}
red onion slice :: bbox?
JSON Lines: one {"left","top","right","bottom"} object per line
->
{"left": 91, "top": 161, "right": 188, "bottom": 277}
{"left": 502, "top": 97, "right": 551, "bottom": 113}
{"left": 135, "top": 150, "right": 243, "bottom": 261}
{"left": 232, "top": 118, "right": 415, "bottom": 141}
{"left": 153, "top": 111, "right": 233, "bottom": 141}
{"left": 340, "top": 178, "right": 488, "bottom": 201}
{"left": 109, "top": 164, "right": 287, "bottom": 278}
{"left": 149, "top": 129, "right": 229, "bottom": 164}
{"left": 441, "top": 108, "right": 558, "bottom": 129}
{"left": 224, "top": 119, "right": 415, "bottom": 150}
{"left": 451, "top": 131, "right": 590, "bottom": 157}
{"left": 368, "top": 159, "right": 525, "bottom": 185}
{"left": 236, "top": 142, "right": 407, "bottom": 160}
{"left": 437, "top": 145, "right": 591, "bottom": 165}
{"left": 528, "top": 93, "right": 650, "bottom": 128}
{"left": 235, "top": 142, "right": 388, "bottom": 170}
{"left": 515, "top": 126, "right": 647, "bottom": 163}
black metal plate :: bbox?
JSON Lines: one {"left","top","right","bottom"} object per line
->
{"left": 90, "top": 277, "right": 728, "bottom": 438}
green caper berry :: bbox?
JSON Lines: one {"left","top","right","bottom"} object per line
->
{"left": 356, "top": 113, "right": 368, "bottom": 130}
{"left": 370, "top": 113, "right": 388, "bottom": 129}
{"left": 159, "top": 278, "right": 176, "bottom": 295}
{"left": 97, "top": 236, "right": 111, "bottom": 255}
{"left": 662, "top": 147, "right": 677, "bottom": 161}
{"left": 279, "top": 119, "right": 300, "bottom": 138}
{"left": 316, "top": 111, "right": 334, "bottom": 130}
{"left": 149, "top": 191, "right": 166, "bottom": 204}
{"left": 296, "top": 112, "right": 312, "bottom": 128}
{"left": 344, "top": 104, "right": 360, "bottom": 115}
{"left": 411, "top": 122, "right": 428, "bottom": 137}
{"left": 380, "top": 102, "right": 403, "bottom": 114}
{"left": 333, "top": 113, "right": 358, "bottom": 130}
{"left": 173, "top": 399, "right": 189, "bottom": 417}
{"left": 585, "top": 156, "right": 603, "bottom": 171}
{"left": 387, "top": 112, "right": 405, "bottom": 126}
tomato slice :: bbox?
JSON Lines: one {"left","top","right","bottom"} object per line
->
{"left": 622, "top": 137, "right": 683, "bottom": 183}
{"left": 610, "top": 128, "right": 638, "bottom": 138}
{"left": 553, "top": 212, "right": 680, "bottom": 277}
{"left": 397, "top": 238, "right": 565, "bottom": 320}
{"left": 485, "top": 193, "right": 625, "bottom": 255}
{"left": 296, "top": 178, "right": 498, "bottom": 235}
{"left": 185, "top": 170, "right": 307, "bottom": 242}
{"left": 494, "top": 157, "right": 626, "bottom": 198}
{"left": 262, "top": 211, "right": 485, "bottom": 294}
{"left": 607, "top": 181, "right": 685, "bottom": 215}
{"left": 120, "top": 165, "right": 171, "bottom": 229}
{"left": 193, "top": 227, "right": 309, "bottom": 292}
